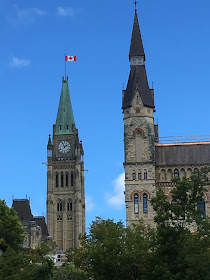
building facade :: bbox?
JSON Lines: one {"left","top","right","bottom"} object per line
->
{"left": 12, "top": 199, "right": 48, "bottom": 249}
{"left": 46, "top": 77, "right": 85, "bottom": 252}
{"left": 123, "top": 11, "right": 210, "bottom": 227}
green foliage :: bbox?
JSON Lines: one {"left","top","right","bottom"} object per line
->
{"left": 0, "top": 200, "right": 24, "bottom": 251}
{"left": 69, "top": 217, "right": 151, "bottom": 280}
{"left": 70, "top": 218, "right": 126, "bottom": 279}
{"left": 1, "top": 170, "right": 210, "bottom": 280}
{"left": 51, "top": 264, "right": 87, "bottom": 280}
{"left": 0, "top": 247, "right": 26, "bottom": 280}
{"left": 149, "top": 169, "right": 210, "bottom": 280}
{"left": 152, "top": 168, "right": 210, "bottom": 227}
{"left": 70, "top": 171, "right": 210, "bottom": 280}
{"left": 33, "top": 239, "right": 57, "bottom": 261}
{"left": 0, "top": 247, "right": 54, "bottom": 280}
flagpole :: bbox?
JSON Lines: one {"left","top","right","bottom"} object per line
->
{"left": 64, "top": 54, "right": 66, "bottom": 80}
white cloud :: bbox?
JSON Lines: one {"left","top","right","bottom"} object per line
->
{"left": 7, "top": 5, "right": 47, "bottom": 24}
{"left": 32, "top": 8, "right": 47, "bottom": 16}
{"left": 86, "top": 195, "right": 94, "bottom": 212}
{"left": 10, "top": 57, "right": 30, "bottom": 68}
{"left": 16, "top": 7, "right": 47, "bottom": 19}
{"left": 107, "top": 173, "right": 125, "bottom": 210}
{"left": 57, "top": 6, "right": 75, "bottom": 17}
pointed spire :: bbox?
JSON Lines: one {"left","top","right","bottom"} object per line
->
{"left": 48, "top": 134, "right": 52, "bottom": 145}
{"left": 122, "top": 9, "right": 154, "bottom": 110}
{"left": 129, "top": 11, "right": 145, "bottom": 61}
{"left": 55, "top": 77, "right": 75, "bottom": 135}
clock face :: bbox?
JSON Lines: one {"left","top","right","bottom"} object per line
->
{"left": 58, "top": 141, "right": 71, "bottom": 153}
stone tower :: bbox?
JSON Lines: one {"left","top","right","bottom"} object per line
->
{"left": 122, "top": 11, "right": 157, "bottom": 227}
{"left": 47, "top": 77, "right": 85, "bottom": 251}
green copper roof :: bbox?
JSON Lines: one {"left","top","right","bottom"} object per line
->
{"left": 55, "top": 78, "right": 75, "bottom": 135}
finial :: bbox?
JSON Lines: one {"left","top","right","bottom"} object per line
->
{"left": 48, "top": 134, "right": 52, "bottom": 145}
{"left": 134, "top": 1, "right": 138, "bottom": 13}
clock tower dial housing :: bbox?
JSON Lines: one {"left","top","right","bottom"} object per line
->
{"left": 58, "top": 140, "right": 71, "bottom": 153}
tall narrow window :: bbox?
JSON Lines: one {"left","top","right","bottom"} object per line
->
{"left": 138, "top": 172, "right": 141, "bottom": 180}
{"left": 197, "top": 199, "right": 206, "bottom": 217}
{"left": 61, "top": 172, "right": 64, "bottom": 187}
{"left": 71, "top": 173, "right": 74, "bottom": 186}
{"left": 144, "top": 171, "right": 147, "bottom": 180}
{"left": 66, "top": 173, "right": 69, "bottom": 187}
{"left": 56, "top": 174, "right": 59, "bottom": 187}
{"left": 132, "top": 172, "right": 136, "bottom": 180}
{"left": 143, "top": 193, "right": 148, "bottom": 213}
{"left": 134, "top": 194, "right": 139, "bottom": 214}
{"left": 174, "top": 169, "right": 179, "bottom": 178}
{"left": 135, "top": 130, "right": 142, "bottom": 162}
{"left": 57, "top": 201, "right": 62, "bottom": 212}
{"left": 67, "top": 200, "right": 73, "bottom": 212}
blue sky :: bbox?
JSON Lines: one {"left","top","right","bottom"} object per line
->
{"left": 1, "top": 0, "right": 210, "bottom": 229}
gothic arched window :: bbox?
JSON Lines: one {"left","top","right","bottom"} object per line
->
{"left": 132, "top": 172, "right": 136, "bottom": 180}
{"left": 61, "top": 172, "right": 64, "bottom": 187}
{"left": 174, "top": 169, "right": 179, "bottom": 178}
{"left": 66, "top": 172, "right": 69, "bottom": 187}
{"left": 57, "top": 201, "right": 63, "bottom": 212}
{"left": 71, "top": 173, "right": 74, "bottom": 186}
{"left": 143, "top": 193, "right": 148, "bottom": 213}
{"left": 56, "top": 173, "right": 59, "bottom": 187}
{"left": 144, "top": 170, "right": 147, "bottom": 180}
{"left": 197, "top": 198, "right": 206, "bottom": 217}
{"left": 67, "top": 200, "right": 73, "bottom": 212}
{"left": 134, "top": 194, "right": 139, "bottom": 214}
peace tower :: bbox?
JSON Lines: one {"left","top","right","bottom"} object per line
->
{"left": 46, "top": 77, "right": 85, "bottom": 251}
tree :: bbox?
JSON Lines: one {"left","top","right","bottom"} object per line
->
{"left": 51, "top": 264, "right": 87, "bottom": 280}
{"left": 33, "top": 238, "right": 57, "bottom": 262}
{"left": 69, "top": 217, "right": 151, "bottom": 280}
{"left": 0, "top": 246, "right": 54, "bottom": 280}
{"left": 149, "top": 169, "right": 210, "bottom": 280}
{"left": 0, "top": 200, "right": 24, "bottom": 252}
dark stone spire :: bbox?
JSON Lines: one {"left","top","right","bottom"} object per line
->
{"left": 122, "top": 11, "right": 154, "bottom": 110}
{"left": 123, "top": 66, "right": 154, "bottom": 109}
{"left": 129, "top": 12, "right": 145, "bottom": 60}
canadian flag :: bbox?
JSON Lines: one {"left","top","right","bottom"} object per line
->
{"left": 65, "top": 55, "right": 77, "bottom": 61}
